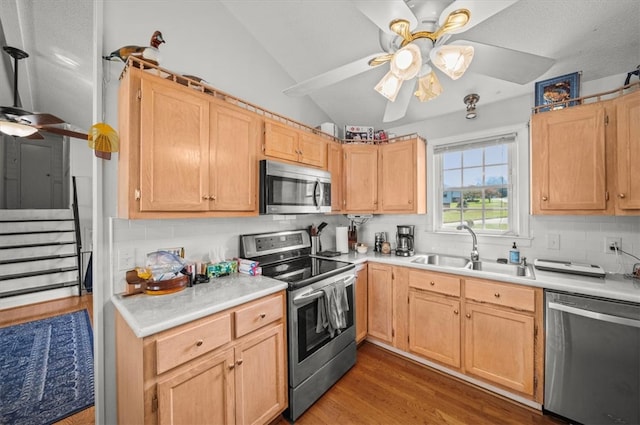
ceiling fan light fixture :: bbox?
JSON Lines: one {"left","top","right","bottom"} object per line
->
{"left": 415, "top": 71, "right": 443, "bottom": 102}
{"left": 390, "top": 43, "right": 422, "bottom": 80}
{"left": 430, "top": 45, "right": 474, "bottom": 80}
{"left": 0, "top": 120, "right": 39, "bottom": 137}
{"left": 375, "top": 70, "right": 403, "bottom": 102}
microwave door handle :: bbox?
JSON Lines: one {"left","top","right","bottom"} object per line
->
{"left": 313, "top": 179, "right": 321, "bottom": 210}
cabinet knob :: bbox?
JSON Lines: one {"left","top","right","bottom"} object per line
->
{"left": 196, "top": 339, "right": 203, "bottom": 347}
{"left": 542, "top": 196, "right": 548, "bottom": 201}
{"left": 430, "top": 281, "right": 435, "bottom": 286}
{"left": 202, "top": 196, "right": 209, "bottom": 200}
{"left": 211, "top": 195, "right": 216, "bottom": 201}
{"left": 228, "top": 363, "right": 235, "bottom": 370}
{"left": 453, "top": 310, "right": 459, "bottom": 315}
{"left": 466, "top": 313, "right": 471, "bottom": 319}
{"left": 259, "top": 313, "right": 266, "bottom": 319}
{"left": 236, "top": 359, "right": 243, "bottom": 366}
{"left": 618, "top": 193, "right": 626, "bottom": 199}
{"left": 494, "top": 292, "right": 501, "bottom": 298}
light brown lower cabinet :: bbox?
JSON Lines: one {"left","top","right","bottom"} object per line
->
{"left": 115, "top": 291, "right": 287, "bottom": 425}
{"left": 372, "top": 265, "right": 543, "bottom": 404}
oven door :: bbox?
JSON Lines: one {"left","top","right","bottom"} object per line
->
{"left": 260, "top": 159, "right": 331, "bottom": 214}
{"left": 288, "top": 272, "right": 356, "bottom": 388}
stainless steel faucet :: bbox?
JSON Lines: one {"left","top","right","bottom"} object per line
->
{"left": 457, "top": 224, "right": 479, "bottom": 262}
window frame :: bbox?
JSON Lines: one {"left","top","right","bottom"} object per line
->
{"left": 429, "top": 125, "right": 530, "bottom": 239}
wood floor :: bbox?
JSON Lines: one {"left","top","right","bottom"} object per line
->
{"left": 2, "top": 297, "right": 566, "bottom": 425}
{"left": 0, "top": 294, "right": 95, "bottom": 425}
{"left": 276, "top": 342, "right": 567, "bottom": 425}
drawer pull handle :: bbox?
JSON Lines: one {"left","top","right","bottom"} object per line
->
{"left": 259, "top": 313, "right": 266, "bottom": 319}
{"left": 236, "top": 359, "right": 243, "bottom": 366}
{"left": 430, "top": 281, "right": 435, "bottom": 286}
{"left": 494, "top": 292, "right": 501, "bottom": 298}
{"left": 196, "top": 339, "right": 203, "bottom": 347}
{"left": 453, "top": 310, "right": 459, "bottom": 315}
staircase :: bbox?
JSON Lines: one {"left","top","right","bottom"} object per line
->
{"left": 0, "top": 208, "right": 83, "bottom": 309}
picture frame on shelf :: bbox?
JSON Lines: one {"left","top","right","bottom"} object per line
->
{"left": 534, "top": 72, "right": 581, "bottom": 112}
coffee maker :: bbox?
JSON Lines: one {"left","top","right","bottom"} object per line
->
{"left": 396, "top": 225, "right": 415, "bottom": 256}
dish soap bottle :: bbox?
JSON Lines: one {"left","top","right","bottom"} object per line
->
{"left": 509, "top": 242, "right": 520, "bottom": 264}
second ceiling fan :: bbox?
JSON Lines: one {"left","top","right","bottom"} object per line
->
{"left": 0, "top": 45, "right": 89, "bottom": 140}
{"left": 283, "top": 0, "right": 555, "bottom": 123}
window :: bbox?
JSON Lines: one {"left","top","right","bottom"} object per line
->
{"left": 434, "top": 133, "right": 517, "bottom": 235}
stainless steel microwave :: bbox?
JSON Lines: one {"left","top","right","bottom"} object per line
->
{"left": 259, "top": 160, "right": 331, "bottom": 214}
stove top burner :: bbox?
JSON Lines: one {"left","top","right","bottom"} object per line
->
{"left": 261, "top": 256, "right": 354, "bottom": 289}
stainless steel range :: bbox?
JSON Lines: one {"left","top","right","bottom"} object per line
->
{"left": 240, "top": 229, "right": 357, "bottom": 421}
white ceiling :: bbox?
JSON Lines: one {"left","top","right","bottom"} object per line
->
{"left": 1, "top": 0, "right": 638, "bottom": 134}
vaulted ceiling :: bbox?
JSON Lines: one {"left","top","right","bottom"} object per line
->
{"left": 1, "top": 0, "right": 638, "bottom": 134}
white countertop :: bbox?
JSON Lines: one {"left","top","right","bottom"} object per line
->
{"left": 328, "top": 251, "right": 640, "bottom": 304}
{"left": 112, "top": 274, "right": 287, "bottom": 338}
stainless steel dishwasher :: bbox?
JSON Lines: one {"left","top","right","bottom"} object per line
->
{"left": 545, "top": 290, "right": 640, "bottom": 424}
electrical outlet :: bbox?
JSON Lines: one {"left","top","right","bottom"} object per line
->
{"left": 547, "top": 233, "right": 560, "bottom": 250}
{"left": 604, "top": 237, "right": 622, "bottom": 254}
{"left": 118, "top": 247, "right": 136, "bottom": 270}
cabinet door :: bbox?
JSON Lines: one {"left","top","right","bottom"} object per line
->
{"left": 343, "top": 144, "right": 378, "bottom": 212}
{"left": 379, "top": 141, "right": 416, "bottom": 213}
{"left": 327, "top": 142, "right": 343, "bottom": 212}
{"left": 367, "top": 263, "right": 393, "bottom": 343}
{"left": 264, "top": 120, "right": 299, "bottom": 162}
{"left": 157, "top": 349, "right": 235, "bottom": 425}
{"left": 139, "top": 75, "right": 210, "bottom": 212}
{"left": 355, "top": 264, "right": 368, "bottom": 343}
{"left": 210, "top": 101, "right": 259, "bottom": 212}
{"left": 616, "top": 90, "right": 640, "bottom": 211}
{"left": 463, "top": 302, "right": 535, "bottom": 396}
{"left": 298, "top": 132, "right": 327, "bottom": 168}
{"left": 409, "top": 290, "right": 460, "bottom": 368}
{"left": 531, "top": 104, "right": 607, "bottom": 213}
{"left": 235, "top": 324, "right": 286, "bottom": 425}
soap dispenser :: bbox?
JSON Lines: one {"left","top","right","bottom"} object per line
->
{"left": 509, "top": 242, "right": 520, "bottom": 264}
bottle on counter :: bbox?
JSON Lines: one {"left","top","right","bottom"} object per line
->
{"left": 509, "top": 242, "right": 520, "bottom": 264}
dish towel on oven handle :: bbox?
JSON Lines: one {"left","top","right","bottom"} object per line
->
{"left": 316, "top": 280, "right": 350, "bottom": 337}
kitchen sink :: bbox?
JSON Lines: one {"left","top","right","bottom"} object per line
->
{"left": 465, "top": 260, "right": 535, "bottom": 279}
{"left": 411, "top": 254, "right": 471, "bottom": 268}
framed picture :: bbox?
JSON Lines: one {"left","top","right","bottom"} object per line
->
{"left": 535, "top": 72, "right": 581, "bottom": 111}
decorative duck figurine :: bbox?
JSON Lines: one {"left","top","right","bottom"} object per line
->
{"left": 103, "top": 30, "right": 165, "bottom": 66}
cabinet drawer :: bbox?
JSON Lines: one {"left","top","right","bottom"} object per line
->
{"left": 464, "top": 279, "right": 535, "bottom": 312}
{"left": 156, "top": 313, "right": 232, "bottom": 374}
{"left": 235, "top": 294, "right": 283, "bottom": 338}
{"left": 409, "top": 269, "right": 461, "bottom": 297}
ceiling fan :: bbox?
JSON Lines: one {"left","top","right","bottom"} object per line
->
{"left": 283, "top": 0, "right": 555, "bottom": 123}
{"left": 0, "top": 46, "right": 89, "bottom": 140}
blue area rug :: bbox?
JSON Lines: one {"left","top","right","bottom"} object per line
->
{"left": 0, "top": 310, "right": 94, "bottom": 425}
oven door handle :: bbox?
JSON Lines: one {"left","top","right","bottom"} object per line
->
{"left": 548, "top": 301, "right": 640, "bottom": 328}
{"left": 292, "top": 275, "right": 355, "bottom": 306}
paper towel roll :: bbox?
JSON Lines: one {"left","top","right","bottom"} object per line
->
{"left": 336, "top": 226, "right": 349, "bottom": 254}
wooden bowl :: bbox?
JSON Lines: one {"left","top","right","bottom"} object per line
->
{"left": 145, "top": 275, "right": 188, "bottom": 295}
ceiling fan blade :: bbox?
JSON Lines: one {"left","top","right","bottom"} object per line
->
{"left": 439, "top": 0, "right": 518, "bottom": 34}
{"left": 454, "top": 40, "right": 555, "bottom": 84}
{"left": 352, "top": 0, "right": 418, "bottom": 34}
{"left": 19, "top": 113, "right": 66, "bottom": 127}
{"left": 383, "top": 80, "right": 415, "bottom": 123}
{"left": 24, "top": 131, "right": 45, "bottom": 140}
{"left": 284, "top": 53, "right": 385, "bottom": 97}
{"left": 38, "top": 126, "right": 89, "bottom": 140}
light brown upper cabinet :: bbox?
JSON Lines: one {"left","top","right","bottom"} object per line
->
{"left": 118, "top": 67, "right": 260, "bottom": 219}
{"left": 327, "top": 142, "right": 343, "bottom": 213}
{"left": 615, "top": 89, "right": 640, "bottom": 213}
{"left": 530, "top": 89, "right": 639, "bottom": 215}
{"left": 342, "top": 138, "right": 427, "bottom": 214}
{"left": 263, "top": 119, "right": 327, "bottom": 168}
